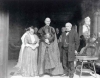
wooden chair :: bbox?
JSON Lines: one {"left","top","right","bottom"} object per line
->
{"left": 75, "top": 56, "right": 98, "bottom": 78}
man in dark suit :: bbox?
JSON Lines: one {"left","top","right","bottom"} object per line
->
{"left": 61, "top": 22, "right": 79, "bottom": 78}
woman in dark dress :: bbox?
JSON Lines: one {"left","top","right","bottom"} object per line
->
{"left": 78, "top": 35, "right": 86, "bottom": 52}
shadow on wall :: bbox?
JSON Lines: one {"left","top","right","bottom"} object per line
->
{"left": 9, "top": 23, "right": 24, "bottom": 60}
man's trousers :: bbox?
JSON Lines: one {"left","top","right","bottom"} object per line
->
{"left": 62, "top": 48, "right": 75, "bottom": 76}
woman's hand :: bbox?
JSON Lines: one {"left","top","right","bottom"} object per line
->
{"left": 31, "top": 43, "right": 39, "bottom": 50}
{"left": 33, "top": 41, "right": 37, "bottom": 44}
{"left": 36, "top": 43, "right": 39, "bottom": 47}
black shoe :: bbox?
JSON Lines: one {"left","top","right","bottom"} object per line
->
{"left": 39, "top": 74, "right": 44, "bottom": 77}
{"left": 66, "top": 73, "right": 69, "bottom": 76}
{"left": 10, "top": 72, "right": 15, "bottom": 75}
{"left": 49, "top": 74, "right": 53, "bottom": 77}
{"left": 69, "top": 75, "right": 74, "bottom": 78}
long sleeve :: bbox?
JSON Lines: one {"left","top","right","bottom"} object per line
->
{"left": 38, "top": 27, "right": 45, "bottom": 42}
{"left": 59, "top": 34, "right": 62, "bottom": 42}
{"left": 48, "top": 27, "right": 55, "bottom": 43}
{"left": 35, "top": 35, "right": 40, "bottom": 44}
{"left": 49, "top": 34, "right": 55, "bottom": 43}
{"left": 24, "top": 35, "right": 30, "bottom": 45}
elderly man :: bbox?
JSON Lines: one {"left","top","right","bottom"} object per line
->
{"left": 38, "top": 17, "right": 63, "bottom": 76}
{"left": 61, "top": 23, "right": 79, "bottom": 78}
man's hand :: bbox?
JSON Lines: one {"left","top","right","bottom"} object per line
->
{"left": 96, "top": 41, "right": 98, "bottom": 44}
{"left": 75, "top": 50, "right": 78, "bottom": 55}
{"left": 33, "top": 41, "right": 37, "bottom": 44}
{"left": 45, "top": 39, "right": 50, "bottom": 44}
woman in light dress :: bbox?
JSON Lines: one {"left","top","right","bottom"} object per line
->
{"left": 15, "top": 26, "right": 39, "bottom": 77}
{"left": 15, "top": 29, "right": 29, "bottom": 69}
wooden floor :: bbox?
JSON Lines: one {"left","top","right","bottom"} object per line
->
{"left": 8, "top": 60, "right": 100, "bottom": 78}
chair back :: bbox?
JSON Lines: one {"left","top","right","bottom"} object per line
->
{"left": 85, "top": 46, "right": 97, "bottom": 56}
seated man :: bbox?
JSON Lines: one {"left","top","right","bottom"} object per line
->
{"left": 79, "top": 37, "right": 97, "bottom": 56}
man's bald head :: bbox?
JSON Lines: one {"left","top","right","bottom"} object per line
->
{"left": 65, "top": 22, "right": 72, "bottom": 27}
{"left": 45, "top": 17, "right": 51, "bottom": 26}
{"left": 45, "top": 17, "right": 51, "bottom": 21}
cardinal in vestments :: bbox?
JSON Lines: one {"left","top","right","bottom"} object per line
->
{"left": 38, "top": 17, "right": 63, "bottom": 76}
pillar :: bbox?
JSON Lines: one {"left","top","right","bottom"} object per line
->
{"left": 93, "top": 11, "right": 100, "bottom": 37}
{"left": 0, "top": 6, "right": 9, "bottom": 78}
{"left": 78, "top": 22, "right": 83, "bottom": 36}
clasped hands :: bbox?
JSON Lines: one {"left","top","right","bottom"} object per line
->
{"left": 45, "top": 39, "right": 50, "bottom": 44}
{"left": 75, "top": 50, "right": 78, "bottom": 55}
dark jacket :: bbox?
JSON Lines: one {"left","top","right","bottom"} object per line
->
{"left": 38, "top": 26, "right": 55, "bottom": 43}
{"left": 61, "top": 29, "right": 80, "bottom": 61}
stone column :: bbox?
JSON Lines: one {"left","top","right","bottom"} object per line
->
{"left": 0, "top": 9, "right": 9, "bottom": 78}
{"left": 96, "top": 12, "right": 100, "bottom": 34}
{"left": 93, "top": 11, "right": 100, "bottom": 37}
{"left": 78, "top": 22, "right": 83, "bottom": 36}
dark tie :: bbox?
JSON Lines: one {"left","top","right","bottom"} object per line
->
{"left": 65, "top": 31, "right": 69, "bottom": 33}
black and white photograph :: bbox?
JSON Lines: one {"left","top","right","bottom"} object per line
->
{"left": 0, "top": 0, "right": 100, "bottom": 78}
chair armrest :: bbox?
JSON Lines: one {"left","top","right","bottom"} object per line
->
{"left": 76, "top": 56, "right": 98, "bottom": 61}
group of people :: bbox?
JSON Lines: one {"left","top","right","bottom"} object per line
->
{"left": 13, "top": 16, "right": 100, "bottom": 77}
{"left": 14, "top": 17, "right": 82, "bottom": 78}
